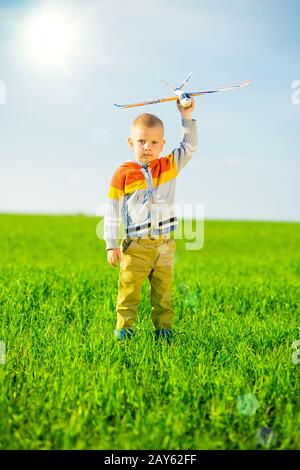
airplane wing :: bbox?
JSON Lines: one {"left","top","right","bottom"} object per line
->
{"left": 190, "top": 80, "right": 251, "bottom": 96}
{"left": 114, "top": 80, "right": 251, "bottom": 108}
{"left": 114, "top": 95, "right": 178, "bottom": 109}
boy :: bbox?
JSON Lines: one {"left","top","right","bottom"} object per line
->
{"left": 104, "top": 97, "right": 197, "bottom": 341}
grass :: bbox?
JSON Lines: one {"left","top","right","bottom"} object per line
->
{"left": 0, "top": 213, "right": 299, "bottom": 449}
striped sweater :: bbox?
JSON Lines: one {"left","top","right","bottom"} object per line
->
{"left": 104, "top": 118, "right": 198, "bottom": 250}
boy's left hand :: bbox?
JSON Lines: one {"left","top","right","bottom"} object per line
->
{"left": 176, "top": 96, "right": 195, "bottom": 118}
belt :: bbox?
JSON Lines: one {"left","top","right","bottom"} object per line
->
{"left": 127, "top": 233, "right": 171, "bottom": 241}
{"left": 145, "top": 234, "right": 170, "bottom": 240}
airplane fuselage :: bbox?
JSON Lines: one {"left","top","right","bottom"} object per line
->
{"left": 175, "top": 89, "right": 192, "bottom": 108}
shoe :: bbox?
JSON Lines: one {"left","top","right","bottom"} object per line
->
{"left": 154, "top": 328, "right": 173, "bottom": 343}
{"left": 114, "top": 328, "right": 135, "bottom": 340}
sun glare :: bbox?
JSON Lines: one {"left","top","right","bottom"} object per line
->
{"left": 24, "top": 9, "right": 79, "bottom": 70}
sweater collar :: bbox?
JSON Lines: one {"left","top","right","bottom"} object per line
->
{"left": 126, "top": 159, "right": 156, "bottom": 169}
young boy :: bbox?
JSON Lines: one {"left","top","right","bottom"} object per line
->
{"left": 104, "top": 98, "right": 197, "bottom": 341}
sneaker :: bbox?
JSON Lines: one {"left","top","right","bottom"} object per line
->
{"left": 114, "top": 328, "right": 135, "bottom": 340}
{"left": 154, "top": 328, "right": 173, "bottom": 343}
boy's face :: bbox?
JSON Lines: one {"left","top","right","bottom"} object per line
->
{"left": 128, "top": 124, "right": 165, "bottom": 163}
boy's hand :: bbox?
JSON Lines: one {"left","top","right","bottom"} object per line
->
{"left": 176, "top": 96, "right": 195, "bottom": 119}
{"left": 107, "top": 248, "right": 122, "bottom": 267}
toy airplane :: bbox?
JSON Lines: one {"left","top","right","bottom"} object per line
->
{"left": 114, "top": 71, "right": 251, "bottom": 109}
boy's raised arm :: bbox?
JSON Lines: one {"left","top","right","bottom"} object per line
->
{"left": 171, "top": 97, "right": 198, "bottom": 173}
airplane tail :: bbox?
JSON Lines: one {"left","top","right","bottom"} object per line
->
{"left": 177, "top": 70, "right": 192, "bottom": 91}
{"left": 156, "top": 75, "right": 176, "bottom": 92}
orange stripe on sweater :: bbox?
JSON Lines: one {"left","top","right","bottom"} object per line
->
{"left": 152, "top": 154, "right": 178, "bottom": 187}
{"left": 108, "top": 154, "right": 178, "bottom": 197}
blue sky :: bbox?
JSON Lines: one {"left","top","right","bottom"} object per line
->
{"left": 0, "top": 0, "right": 299, "bottom": 221}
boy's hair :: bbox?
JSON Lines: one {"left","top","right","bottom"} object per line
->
{"left": 131, "top": 113, "right": 164, "bottom": 134}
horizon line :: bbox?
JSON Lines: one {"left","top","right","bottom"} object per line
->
{"left": 0, "top": 212, "right": 299, "bottom": 224}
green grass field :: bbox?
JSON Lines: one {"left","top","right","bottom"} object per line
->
{"left": 0, "top": 214, "right": 299, "bottom": 450}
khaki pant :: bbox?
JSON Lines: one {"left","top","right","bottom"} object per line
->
{"left": 116, "top": 235, "right": 176, "bottom": 331}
